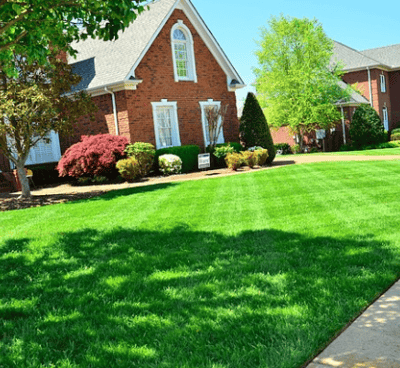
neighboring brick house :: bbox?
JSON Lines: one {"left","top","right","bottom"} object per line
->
{"left": 0, "top": 0, "right": 245, "bottom": 189}
{"left": 269, "top": 40, "right": 400, "bottom": 150}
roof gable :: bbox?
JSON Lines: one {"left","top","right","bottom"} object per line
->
{"left": 332, "top": 41, "right": 386, "bottom": 71}
{"left": 69, "top": 0, "right": 245, "bottom": 95}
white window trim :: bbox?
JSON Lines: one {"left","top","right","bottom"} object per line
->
{"left": 151, "top": 99, "right": 181, "bottom": 149}
{"left": 380, "top": 74, "right": 386, "bottom": 93}
{"left": 199, "top": 99, "right": 224, "bottom": 147}
{"left": 383, "top": 107, "right": 389, "bottom": 131}
{"left": 170, "top": 20, "right": 197, "bottom": 83}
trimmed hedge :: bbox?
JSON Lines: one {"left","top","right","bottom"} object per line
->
{"left": 155, "top": 145, "right": 200, "bottom": 173}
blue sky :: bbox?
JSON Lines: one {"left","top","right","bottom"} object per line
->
{"left": 191, "top": 0, "right": 400, "bottom": 107}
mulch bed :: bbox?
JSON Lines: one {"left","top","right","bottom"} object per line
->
{"left": 0, "top": 191, "right": 106, "bottom": 212}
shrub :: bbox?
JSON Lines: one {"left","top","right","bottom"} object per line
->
{"left": 255, "top": 148, "right": 269, "bottom": 166}
{"left": 213, "top": 145, "right": 235, "bottom": 159}
{"left": 155, "top": 145, "right": 200, "bottom": 173}
{"left": 225, "top": 152, "right": 244, "bottom": 170}
{"left": 350, "top": 105, "right": 386, "bottom": 149}
{"left": 309, "top": 147, "right": 318, "bottom": 153}
{"left": 228, "top": 142, "right": 244, "bottom": 153}
{"left": 274, "top": 143, "right": 292, "bottom": 155}
{"left": 239, "top": 92, "right": 275, "bottom": 164}
{"left": 125, "top": 142, "right": 155, "bottom": 177}
{"left": 339, "top": 144, "right": 354, "bottom": 151}
{"left": 159, "top": 154, "right": 182, "bottom": 175}
{"left": 242, "top": 151, "right": 258, "bottom": 168}
{"left": 116, "top": 157, "right": 142, "bottom": 182}
{"left": 391, "top": 132, "right": 400, "bottom": 141}
{"left": 291, "top": 144, "right": 301, "bottom": 154}
{"left": 57, "top": 134, "right": 128, "bottom": 179}
{"left": 391, "top": 128, "right": 400, "bottom": 135}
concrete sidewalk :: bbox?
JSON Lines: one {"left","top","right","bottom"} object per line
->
{"left": 307, "top": 279, "right": 400, "bottom": 368}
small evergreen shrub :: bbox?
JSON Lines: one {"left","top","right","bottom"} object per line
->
{"left": 274, "top": 143, "right": 292, "bottom": 155}
{"left": 391, "top": 132, "right": 400, "bottom": 141}
{"left": 291, "top": 144, "right": 301, "bottom": 154}
{"left": 213, "top": 145, "right": 235, "bottom": 159}
{"left": 116, "top": 157, "right": 141, "bottom": 182}
{"left": 391, "top": 128, "right": 400, "bottom": 134}
{"left": 159, "top": 154, "right": 182, "bottom": 175}
{"left": 239, "top": 92, "right": 275, "bottom": 163}
{"left": 255, "top": 148, "right": 269, "bottom": 166}
{"left": 339, "top": 144, "right": 354, "bottom": 151}
{"left": 57, "top": 134, "right": 128, "bottom": 179}
{"left": 125, "top": 142, "right": 155, "bottom": 177}
{"left": 350, "top": 105, "right": 386, "bottom": 149}
{"left": 155, "top": 145, "right": 200, "bottom": 173}
{"left": 309, "top": 147, "right": 318, "bottom": 153}
{"left": 242, "top": 151, "right": 258, "bottom": 168}
{"left": 225, "top": 152, "right": 244, "bottom": 171}
{"left": 228, "top": 142, "right": 244, "bottom": 153}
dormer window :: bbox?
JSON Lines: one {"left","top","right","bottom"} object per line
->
{"left": 171, "top": 21, "right": 197, "bottom": 83}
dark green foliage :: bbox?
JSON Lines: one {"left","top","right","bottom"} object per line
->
{"left": 239, "top": 92, "right": 275, "bottom": 163}
{"left": 155, "top": 145, "right": 200, "bottom": 173}
{"left": 350, "top": 105, "right": 386, "bottom": 149}
{"left": 274, "top": 143, "right": 292, "bottom": 155}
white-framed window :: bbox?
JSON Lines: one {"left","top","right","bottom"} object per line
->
{"left": 151, "top": 99, "right": 181, "bottom": 149}
{"left": 380, "top": 74, "right": 386, "bottom": 93}
{"left": 8, "top": 130, "right": 61, "bottom": 168}
{"left": 383, "top": 107, "right": 389, "bottom": 131}
{"left": 199, "top": 99, "right": 224, "bottom": 147}
{"left": 171, "top": 21, "right": 197, "bottom": 83}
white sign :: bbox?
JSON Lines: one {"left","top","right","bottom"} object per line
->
{"left": 198, "top": 153, "right": 211, "bottom": 169}
{"left": 316, "top": 129, "right": 326, "bottom": 139}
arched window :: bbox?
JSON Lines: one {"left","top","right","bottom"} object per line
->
{"left": 171, "top": 21, "right": 197, "bottom": 82}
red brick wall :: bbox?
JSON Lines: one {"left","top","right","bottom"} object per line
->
{"left": 389, "top": 71, "right": 400, "bottom": 129}
{"left": 343, "top": 69, "right": 394, "bottom": 130}
{"left": 270, "top": 127, "right": 296, "bottom": 146}
{"left": 62, "top": 9, "right": 239, "bottom": 153}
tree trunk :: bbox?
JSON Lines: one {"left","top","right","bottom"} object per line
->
{"left": 296, "top": 128, "right": 304, "bottom": 152}
{"left": 15, "top": 162, "right": 31, "bottom": 198}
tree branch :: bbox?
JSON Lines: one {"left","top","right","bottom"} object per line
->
{"left": 0, "top": 7, "right": 32, "bottom": 35}
{"left": 0, "top": 30, "right": 27, "bottom": 52}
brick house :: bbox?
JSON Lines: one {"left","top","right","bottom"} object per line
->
{"left": 270, "top": 40, "right": 400, "bottom": 150}
{"left": 0, "top": 0, "right": 245, "bottom": 190}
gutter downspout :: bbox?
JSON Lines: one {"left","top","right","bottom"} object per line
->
{"left": 340, "top": 105, "right": 347, "bottom": 145}
{"left": 104, "top": 87, "right": 119, "bottom": 135}
{"left": 367, "top": 67, "right": 373, "bottom": 108}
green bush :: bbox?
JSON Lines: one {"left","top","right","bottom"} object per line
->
{"left": 242, "top": 151, "right": 258, "bottom": 168}
{"left": 239, "top": 92, "right": 275, "bottom": 164}
{"left": 225, "top": 152, "right": 244, "bottom": 171}
{"left": 391, "top": 128, "right": 400, "bottom": 135}
{"left": 213, "top": 145, "right": 235, "bottom": 159}
{"left": 350, "top": 105, "right": 386, "bottom": 149}
{"left": 255, "top": 148, "right": 269, "bottom": 166}
{"left": 159, "top": 154, "right": 182, "bottom": 175}
{"left": 274, "top": 143, "right": 292, "bottom": 155}
{"left": 116, "top": 157, "right": 141, "bottom": 182}
{"left": 291, "top": 144, "right": 301, "bottom": 154}
{"left": 155, "top": 145, "right": 200, "bottom": 173}
{"left": 339, "top": 144, "right": 354, "bottom": 151}
{"left": 125, "top": 142, "right": 155, "bottom": 177}
{"left": 391, "top": 132, "right": 400, "bottom": 141}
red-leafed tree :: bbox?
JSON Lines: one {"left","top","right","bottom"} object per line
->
{"left": 57, "top": 134, "right": 129, "bottom": 179}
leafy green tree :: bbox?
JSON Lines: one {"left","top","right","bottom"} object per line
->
{"left": 254, "top": 15, "right": 351, "bottom": 150}
{"left": 0, "top": 0, "right": 149, "bottom": 76}
{"left": 239, "top": 92, "right": 276, "bottom": 163}
{"left": 0, "top": 51, "right": 97, "bottom": 198}
{"left": 350, "top": 104, "right": 386, "bottom": 149}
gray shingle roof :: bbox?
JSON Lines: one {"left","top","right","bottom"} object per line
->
{"left": 332, "top": 41, "right": 386, "bottom": 71}
{"left": 361, "top": 44, "right": 400, "bottom": 69}
{"left": 68, "top": 0, "right": 177, "bottom": 91}
{"left": 337, "top": 80, "right": 369, "bottom": 105}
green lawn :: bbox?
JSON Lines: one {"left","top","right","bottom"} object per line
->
{"left": 289, "top": 146, "right": 400, "bottom": 156}
{"left": 2, "top": 160, "right": 400, "bottom": 368}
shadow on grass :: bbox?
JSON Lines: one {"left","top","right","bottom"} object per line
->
{"left": 0, "top": 226, "right": 399, "bottom": 368}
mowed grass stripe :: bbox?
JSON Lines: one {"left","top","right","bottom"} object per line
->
{"left": 1, "top": 160, "right": 400, "bottom": 368}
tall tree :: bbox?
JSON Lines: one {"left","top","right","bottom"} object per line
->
{"left": 239, "top": 92, "right": 276, "bottom": 164}
{"left": 0, "top": 0, "right": 149, "bottom": 76}
{"left": 0, "top": 51, "right": 97, "bottom": 198}
{"left": 254, "top": 15, "right": 351, "bottom": 150}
